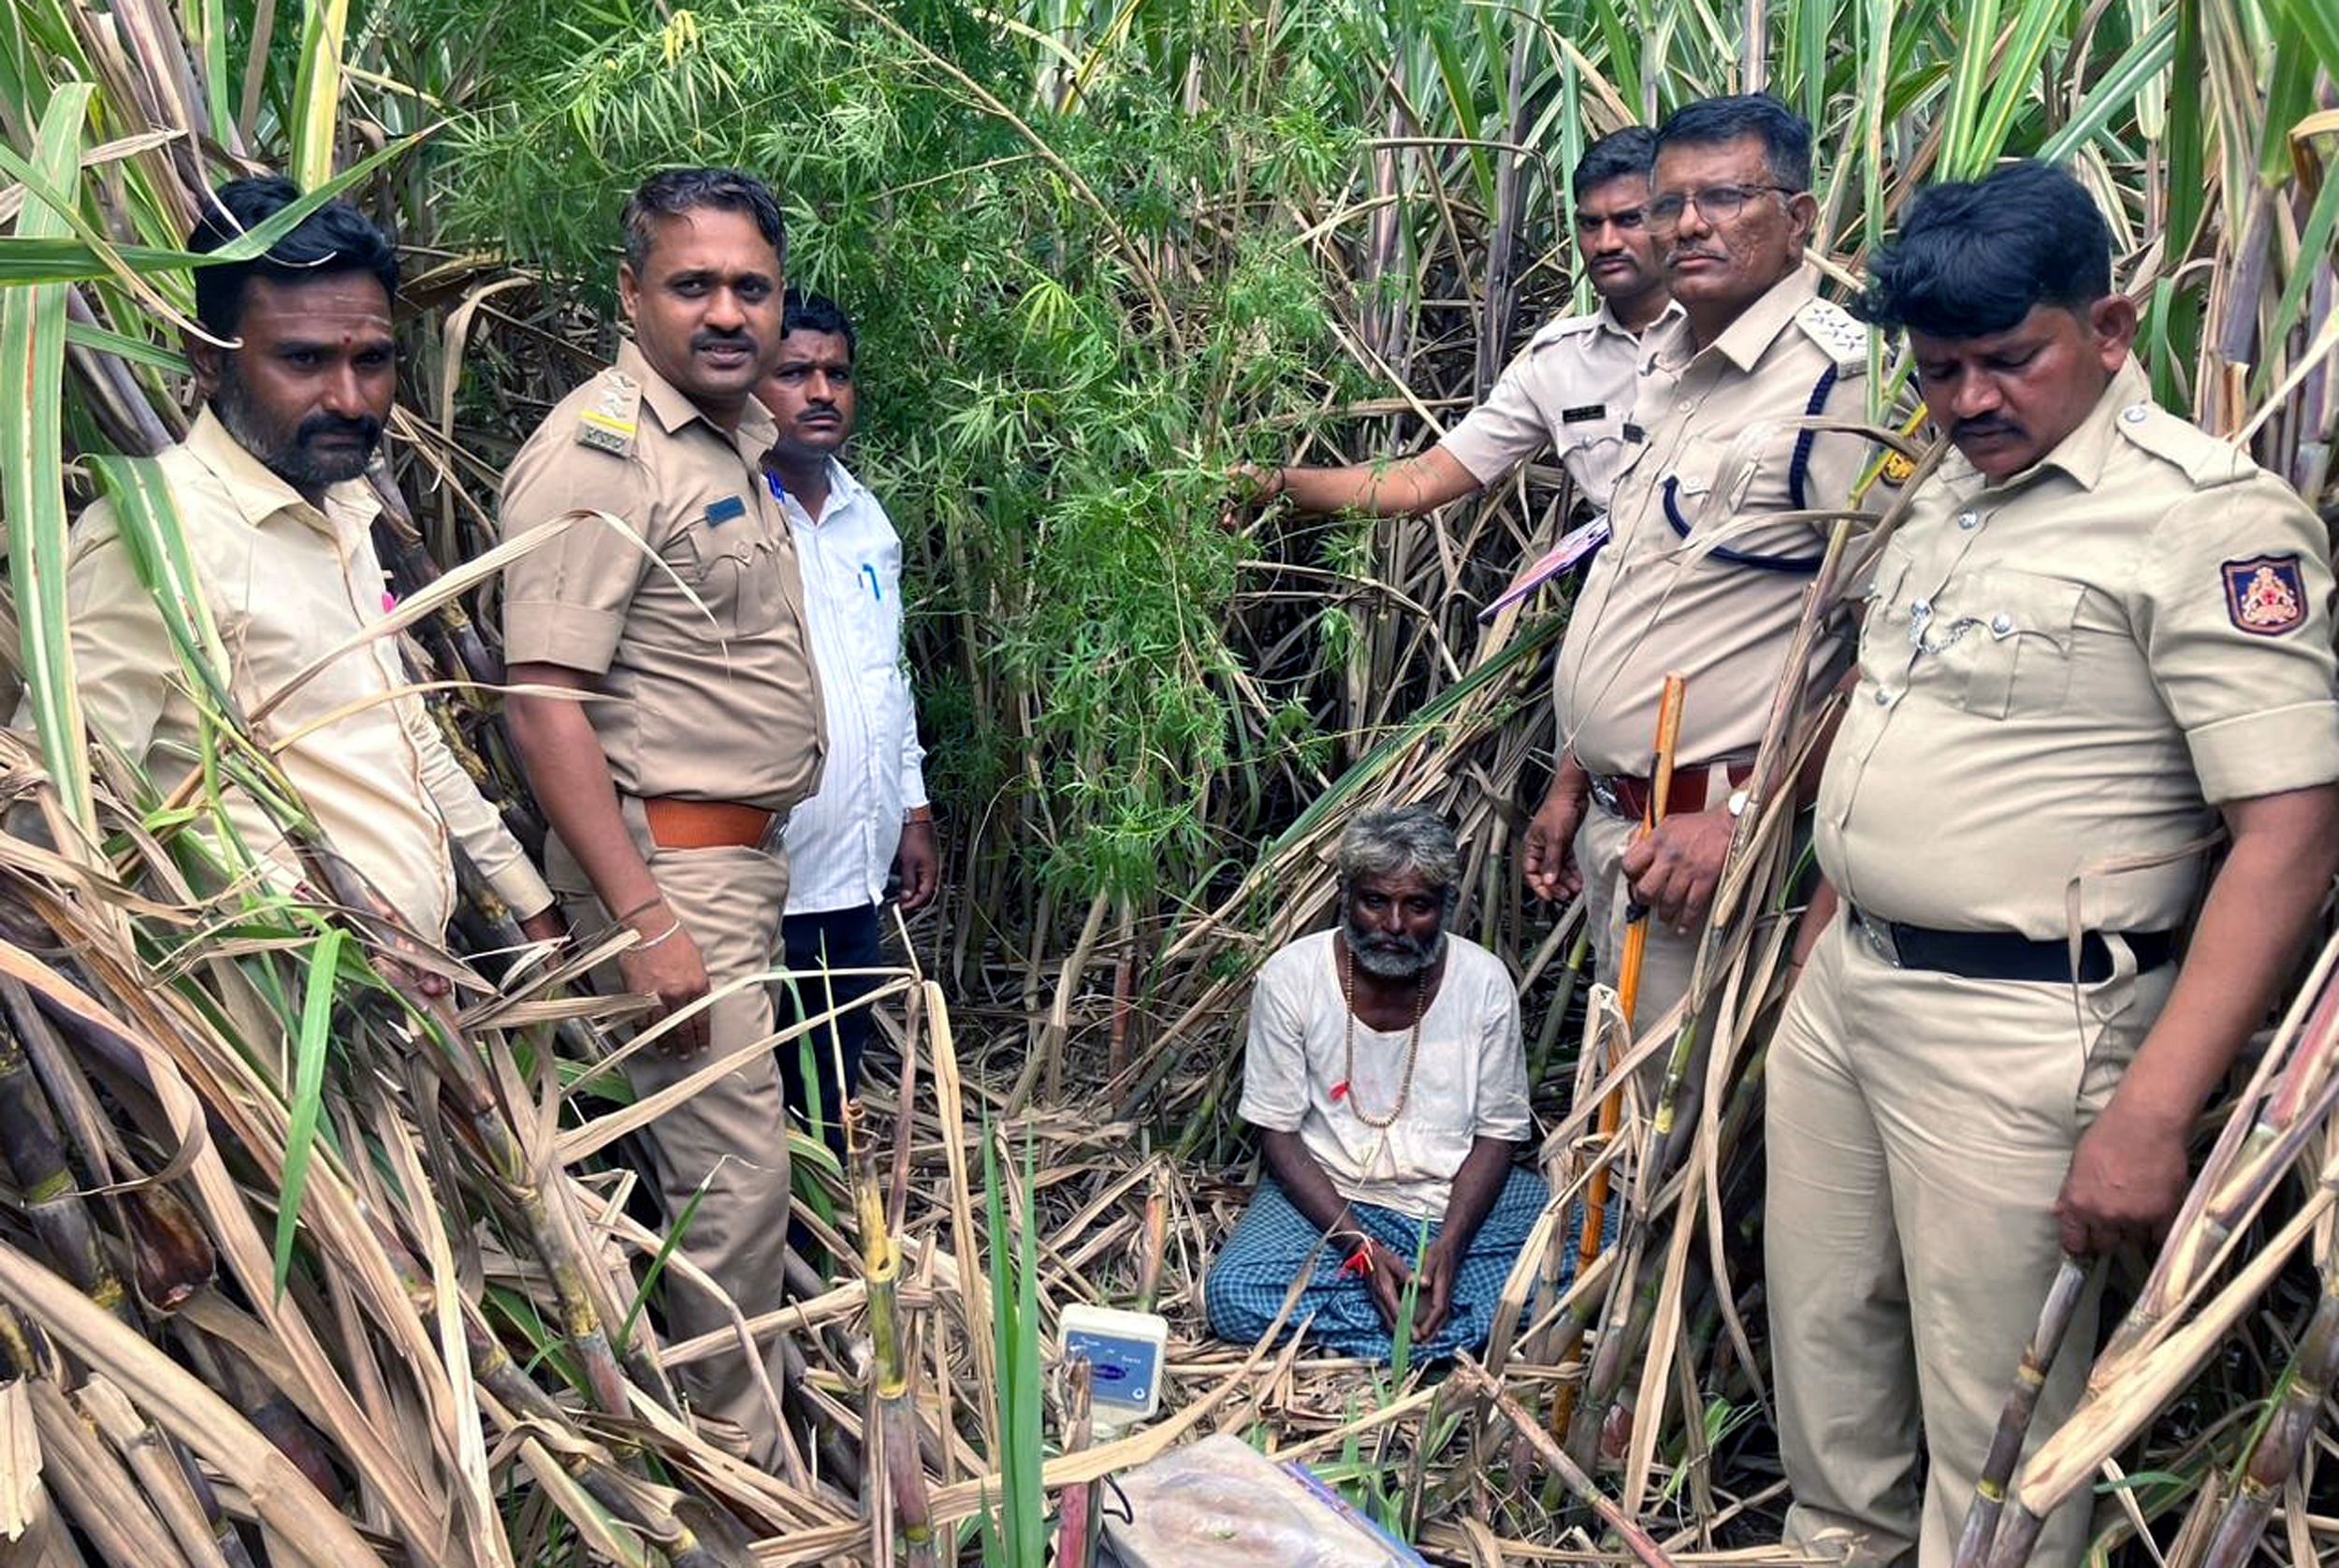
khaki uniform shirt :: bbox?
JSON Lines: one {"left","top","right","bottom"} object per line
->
{"left": 43, "top": 410, "right": 553, "bottom": 932}
{"left": 1552, "top": 262, "right": 1878, "bottom": 775}
{"left": 1438, "top": 299, "right": 1682, "bottom": 512}
{"left": 1818, "top": 360, "right": 2339, "bottom": 937}
{"left": 499, "top": 342, "right": 826, "bottom": 811}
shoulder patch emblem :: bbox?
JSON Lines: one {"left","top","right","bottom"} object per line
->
{"left": 575, "top": 370, "right": 641, "bottom": 456}
{"left": 1877, "top": 450, "right": 1915, "bottom": 487}
{"left": 2222, "top": 555, "right": 2307, "bottom": 636}
{"left": 1794, "top": 298, "right": 1870, "bottom": 369}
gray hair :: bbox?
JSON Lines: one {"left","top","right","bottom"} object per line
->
{"left": 1334, "top": 806, "right": 1462, "bottom": 905}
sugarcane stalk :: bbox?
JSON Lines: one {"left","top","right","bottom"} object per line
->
{"left": 76, "top": 1374, "right": 233, "bottom": 1568}
{"left": 851, "top": 1095, "right": 941, "bottom": 1562}
{"left": 2197, "top": 1269, "right": 2339, "bottom": 1568}
{"left": 24, "top": 1374, "right": 184, "bottom": 1568}
{"left": 1454, "top": 1355, "right": 1678, "bottom": 1568}
{"left": 1053, "top": 1357, "right": 1099, "bottom": 1568}
{"left": 1569, "top": 1252, "right": 1667, "bottom": 1469}
{"left": 0, "top": 1009, "right": 130, "bottom": 1324}
{"left": 1953, "top": 1255, "right": 2091, "bottom": 1568}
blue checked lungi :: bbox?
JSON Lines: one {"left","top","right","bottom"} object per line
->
{"left": 1203, "top": 1165, "right": 1555, "bottom": 1363}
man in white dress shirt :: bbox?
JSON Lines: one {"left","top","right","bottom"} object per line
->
{"left": 756, "top": 292, "right": 937, "bottom": 1168}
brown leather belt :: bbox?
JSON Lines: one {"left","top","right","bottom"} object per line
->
{"left": 1588, "top": 761, "right": 1754, "bottom": 822}
{"left": 643, "top": 797, "right": 775, "bottom": 849}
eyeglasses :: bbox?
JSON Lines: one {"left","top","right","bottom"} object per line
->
{"left": 1645, "top": 182, "right": 1800, "bottom": 231}
{"left": 1573, "top": 207, "right": 1646, "bottom": 237}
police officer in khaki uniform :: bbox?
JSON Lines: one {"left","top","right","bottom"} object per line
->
{"left": 1769, "top": 161, "right": 2339, "bottom": 1568}
{"left": 499, "top": 168, "right": 825, "bottom": 1466}
{"left": 1247, "top": 127, "right": 1674, "bottom": 518}
{"left": 1521, "top": 95, "right": 1879, "bottom": 1045}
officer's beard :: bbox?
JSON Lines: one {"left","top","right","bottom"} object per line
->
{"left": 212, "top": 365, "right": 383, "bottom": 492}
{"left": 1341, "top": 917, "right": 1447, "bottom": 980}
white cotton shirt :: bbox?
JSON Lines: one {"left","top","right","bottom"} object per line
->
{"left": 773, "top": 457, "right": 929, "bottom": 916}
{"left": 1237, "top": 929, "right": 1532, "bottom": 1221}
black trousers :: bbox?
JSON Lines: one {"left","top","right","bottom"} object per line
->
{"left": 777, "top": 902, "right": 886, "bottom": 1163}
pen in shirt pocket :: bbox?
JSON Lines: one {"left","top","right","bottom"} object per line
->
{"left": 860, "top": 563, "right": 881, "bottom": 602}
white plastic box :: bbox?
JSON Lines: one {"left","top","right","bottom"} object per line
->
{"left": 1059, "top": 1302, "right": 1169, "bottom": 1430}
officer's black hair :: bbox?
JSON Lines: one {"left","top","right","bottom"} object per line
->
{"left": 781, "top": 289, "right": 856, "bottom": 363}
{"left": 187, "top": 176, "right": 400, "bottom": 338}
{"left": 1857, "top": 161, "right": 2113, "bottom": 339}
{"left": 1572, "top": 128, "right": 1656, "bottom": 201}
{"left": 1651, "top": 94, "right": 1812, "bottom": 191}
{"left": 620, "top": 167, "right": 787, "bottom": 273}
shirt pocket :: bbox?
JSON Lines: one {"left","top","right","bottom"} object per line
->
{"left": 675, "top": 518, "right": 784, "bottom": 638}
{"left": 1944, "top": 568, "right": 2086, "bottom": 719}
{"left": 1663, "top": 435, "right": 1822, "bottom": 569}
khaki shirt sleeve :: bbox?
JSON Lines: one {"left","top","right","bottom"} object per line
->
{"left": 499, "top": 444, "right": 652, "bottom": 675}
{"left": 2136, "top": 476, "right": 2339, "bottom": 804}
{"left": 399, "top": 692, "right": 555, "bottom": 918}
{"left": 58, "top": 505, "right": 175, "bottom": 763}
{"left": 1438, "top": 351, "right": 1553, "bottom": 486}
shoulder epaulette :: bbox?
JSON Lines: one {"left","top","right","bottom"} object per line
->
{"left": 574, "top": 370, "right": 642, "bottom": 457}
{"left": 2112, "top": 397, "right": 2251, "bottom": 488}
{"left": 1526, "top": 312, "right": 1605, "bottom": 350}
{"left": 1794, "top": 298, "right": 1871, "bottom": 370}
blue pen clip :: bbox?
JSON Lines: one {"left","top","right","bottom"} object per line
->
{"left": 860, "top": 563, "right": 882, "bottom": 602}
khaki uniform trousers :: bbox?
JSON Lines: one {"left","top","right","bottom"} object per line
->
{"left": 1575, "top": 805, "right": 1702, "bottom": 1093}
{"left": 549, "top": 798, "right": 793, "bottom": 1470}
{"left": 1765, "top": 913, "right": 2173, "bottom": 1568}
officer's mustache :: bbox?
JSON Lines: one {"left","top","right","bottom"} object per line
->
{"left": 1665, "top": 245, "right": 1723, "bottom": 267}
{"left": 1952, "top": 414, "right": 2024, "bottom": 443}
{"left": 690, "top": 328, "right": 757, "bottom": 353}
{"left": 295, "top": 413, "right": 382, "bottom": 450}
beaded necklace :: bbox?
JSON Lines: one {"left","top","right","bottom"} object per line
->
{"left": 1337, "top": 943, "right": 1430, "bottom": 1130}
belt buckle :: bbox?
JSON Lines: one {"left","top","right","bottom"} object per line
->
{"left": 1589, "top": 775, "right": 1623, "bottom": 818}
{"left": 1852, "top": 907, "right": 1901, "bottom": 967}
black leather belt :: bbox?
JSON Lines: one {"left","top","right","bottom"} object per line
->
{"left": 1846, "top": 905, "right": 2175, "bottom": 983}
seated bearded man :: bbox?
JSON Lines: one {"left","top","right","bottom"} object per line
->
{"left": 1205, "top": 806, "right": 1547, "bottom": 1360}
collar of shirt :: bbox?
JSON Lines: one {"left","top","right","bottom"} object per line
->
{"left": 180, "top": 407, "right": 381, "bottom": 541}
{"left": 1597, "top": 295, "right": 1684, "bottom": 344}
{"left": 1938, "top": 357, "right": 2150, "bottom": 501}
{"left": 1649, "top": 258, "right": 1822, "bottom": 376}
{"left": 616, "top": 340, "right": 779, "bottom": 457}
{"left": 768, "top": 456, "right": 868, "bottom": 527}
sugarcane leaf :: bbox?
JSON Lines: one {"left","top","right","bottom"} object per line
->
{"left": 616, "top": 1172, "right": 709, "bottom": 1355}
{"left": 273, "top": 926, "right": 344, "bottom": 1299}
{"left": 5, "top": 81, "right": 94, "bottom": 836}
{"left": 290, "top": 0, "right": 350, "bottom": 190}
{"left": 2037, "top": 8, "right": 2181, "bottom": 164}
{"left": 63, "top": 316, "right": 187, "bottom": 373}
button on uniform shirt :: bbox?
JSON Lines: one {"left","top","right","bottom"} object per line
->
{"left": 1237, "top": 930, "right": 1531, "bottom": 1221}
{"left": 1552, "top": 262, "right": 1878, "bottom": 775}
{"left": 1438, "top": 299, "right": 1684, "bottom": 513}
{"left": 1818, "top": 359, "right": 2339, "bottom": 938}
{"left": 498, "top": 342, "right": 826, "bottom": 810}
{"left": 773, "top": 457, "right": 928, "bottom": 915}
{"left": 44, "top": 410, "right": 553, "bottom": 933}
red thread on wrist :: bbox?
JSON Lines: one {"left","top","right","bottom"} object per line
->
{"left": 1341, "top": 1244, "right": 1374, "bottom": 1278}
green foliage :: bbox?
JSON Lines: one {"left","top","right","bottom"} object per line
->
{"left": 981, "top": 1120, "right": 1047, "bottom": 1564}
{"left": 430, "top": 0, "right": 1360, "bottom": 903}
